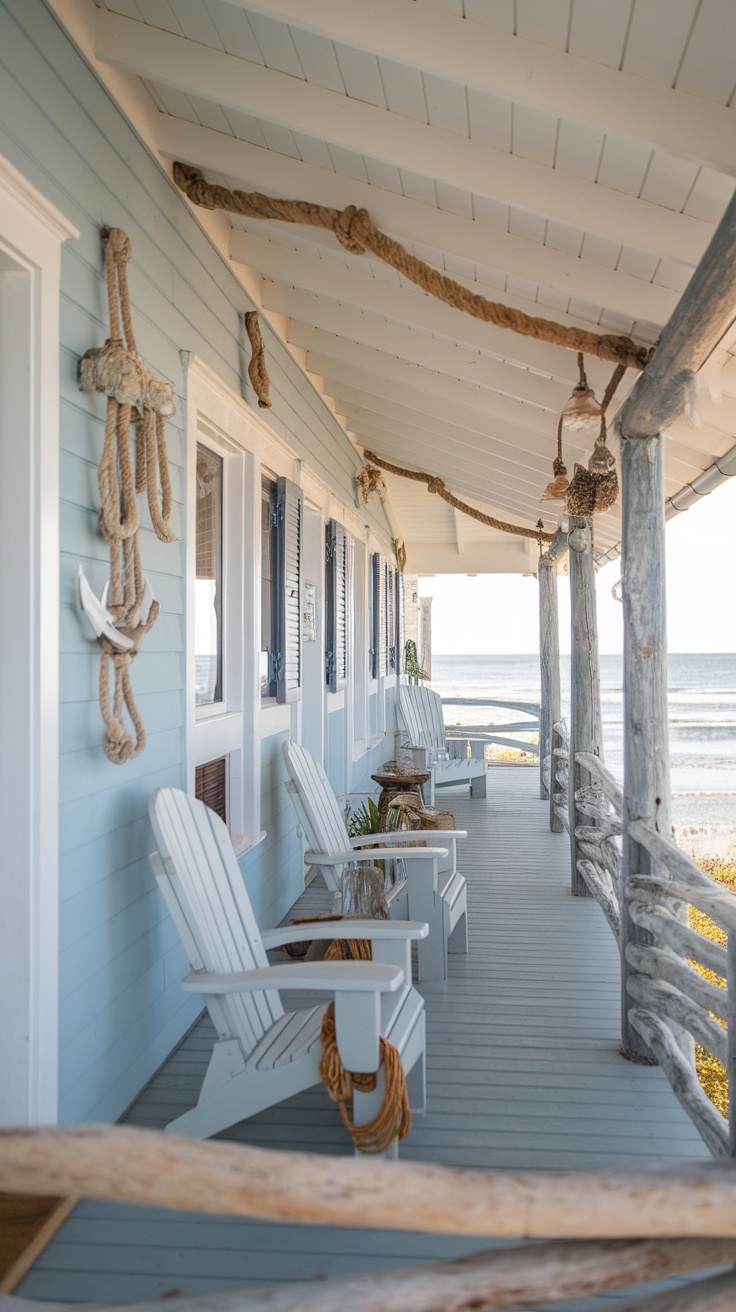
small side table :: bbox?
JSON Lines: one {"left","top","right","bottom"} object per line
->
{"left": 371, "top": 762, "right": 431, "bottom": 830}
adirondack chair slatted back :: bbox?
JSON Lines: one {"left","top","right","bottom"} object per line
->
{"left": 398, "top": 686, "right": 447, "bottom": 752}
{"left": 283, "top": 741, "right": 351, "bottom": 865}
{"left": 150, "top": 788, "right": 284, "bottom": 1051}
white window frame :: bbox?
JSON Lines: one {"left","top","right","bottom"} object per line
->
{"left": 0, "top": 156, "right": 78, "bottom": 1126}
{"left": 185, "top": 359, "right": 261, "bottom": 854}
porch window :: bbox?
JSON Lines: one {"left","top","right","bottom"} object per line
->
{"left": 370, "top": 552, "right": 387, "bottom": 678}
{"left": 261, "top": 477, "right": 277, "bottom": 698}
{"left": 326, "top": 519, "right": 348, "bottom": 692}
{"left": 386, "top": 562, "right": 396, "bottom": 674}
{"left": 262, "top": 475, "right": 303, "bottom": 703}
{"left": 396, "top": 570, "right": 405, "bottom": 676}
{"left": 195, "top": 444, "right": 223, "bottom": 707}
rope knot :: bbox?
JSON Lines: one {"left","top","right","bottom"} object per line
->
{"left": 427, "top": 476, "right": 445, "bottom": 495}
{"left": 334, "top": 205, "right": 368, "bottom": 255}
{"left": 104, "top": 227, "right": 133, "bottom": 266}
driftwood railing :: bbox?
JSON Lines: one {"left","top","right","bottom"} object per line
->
{"left": 573, "top": 751, "right": 623, "bottom": 940}
{"left": 553, "top": 749, "right": 736, "bottom": 1158}
{"left": 4, "top": 1125, "right": 736, "bottom": 1311}
{"left": 443, "top": 697, "right": 540, "bottom": 759}
{"left": 549, "top": 719, "right": 569, "bottom": 834}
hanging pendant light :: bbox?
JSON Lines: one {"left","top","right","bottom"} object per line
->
{"left": 541, "top": 415, "right": 570, "bottom": 501}
{"left": 560, "top": 352, "right": 603, "bottom": 431}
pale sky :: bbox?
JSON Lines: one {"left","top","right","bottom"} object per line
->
{"left": 420, "top": 473, "right": 736, "bottom": 656}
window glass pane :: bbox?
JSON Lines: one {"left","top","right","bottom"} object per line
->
{"left": 195, "top": 444, "right": 223, "bottom": 707}
{"left": 261, "top": 478, "right": 277, "bottom": 696}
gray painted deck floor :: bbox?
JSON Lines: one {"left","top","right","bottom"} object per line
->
{"left": 20, "top": 768, "right": 709, "bottom": 1308}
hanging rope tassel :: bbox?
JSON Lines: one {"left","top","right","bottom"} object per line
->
{"left": 320, "top": 1002, "right": 412, "bottom": 1154}
{"left": 566, "top": 363, "right": 626, "bottom": 516}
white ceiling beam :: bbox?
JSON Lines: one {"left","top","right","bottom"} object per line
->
{"left": 346, "top": 409, "right": 554, "bottom": 490}
{"left": 303, "top": 331, "right": 557, "bottom": 427}
{"left": 164, "top": 119, "right": 676, "bottom": 327}
{"left": 356, "top": 425, "right": 565, "bottom": 525}
{"left": 96, "top": 10, "right": 712, "bottom": 264}
{"left": 233, "top": 232, "right": 662, "bottom": 378}
{"left": 237, "top": 0, "right": 736, "bottom": 178}
{"left": 334, "top": 386, "right": 604, "bottom": 471}
{"left": 268, "top": 287, "right": 573, "bottom": 408}
{"left": 341, "top": 397, "right": 706, "bottom": 492}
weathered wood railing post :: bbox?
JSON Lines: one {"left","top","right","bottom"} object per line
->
{"left": 568, "top": 515, "right": 602, "bottom": 896}
{"left": 618, "top": 433, "right": 672, "bottom": 1060}
{"left": 614, "top": 180, "right": 736, "bottom": 1063}
{"left": 538, "top": 531, "right": 565, "bottom": 830}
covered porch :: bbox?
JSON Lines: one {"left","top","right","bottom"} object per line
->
{"left": 16, "top": 769, "right": 705, "bottom": 1305}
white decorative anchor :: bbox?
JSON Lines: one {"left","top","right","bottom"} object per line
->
{"left": 78, "top": 566, "right": 155, "bottom": 651}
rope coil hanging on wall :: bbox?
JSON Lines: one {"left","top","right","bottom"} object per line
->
{"left": 79, "top": 227, "right": 178, "bottom": 764}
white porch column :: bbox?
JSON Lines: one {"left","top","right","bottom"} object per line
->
{"left": 568, "top": 515, "right": 603, "bottom": 897}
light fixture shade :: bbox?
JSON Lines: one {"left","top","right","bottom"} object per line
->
{"left": 560, "top": 382, "right": 602, "bottom": 431}
{"left": 541, "top": 473, "right": 569, "bottom": 502}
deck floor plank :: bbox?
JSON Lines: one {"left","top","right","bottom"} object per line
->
{"left": 20, "top": 768, "right": 708, "bottom": 1307}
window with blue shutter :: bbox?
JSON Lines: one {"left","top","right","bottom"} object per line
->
{"left": 396, "top": 569, "right": 405, "bottom": 676}
{"left": 326, "top": 519, "right": 348, "bottom": 692}
{"left": 274, "top": 476, "right": 303, "bottom": 704}
{"left": 370, "top": 552, "right": 387, "bottom": 678}
{"left": 386, "top": 562, "right": 396, "bottom": 673}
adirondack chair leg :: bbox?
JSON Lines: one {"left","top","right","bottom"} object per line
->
{"left": 404, "top": 1035, "right": 426, "bottom": 1114}
{"left": 165, "top": 1040, "right": 251, "bottom": 1139}
{"left": 470, "top": 772, "right": 487, "bottom": 798}
{"left": 447, "top": 906, "right": 468, "bottom": 954}
{"left": 415, "top": 910, "right": 447, "bottom": 982}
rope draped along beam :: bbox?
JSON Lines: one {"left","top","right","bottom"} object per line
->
{"left": 173, "top": 163, "right": 651, "bottom": 372}
{"left": 362, "top": 450, "right": 555, "bottom": 543}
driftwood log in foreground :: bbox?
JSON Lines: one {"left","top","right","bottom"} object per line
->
{"left": 2, "top": 1125, "right": 736, "bottom": 1238}
{"left": 1, "top": 1238, "right": 735, "bottom": 1312}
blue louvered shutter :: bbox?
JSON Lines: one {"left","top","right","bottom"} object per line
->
{"left": 378, "top": 556, "right": 387, "bottom": 677}
{"left": 386, "top": 563, "right": 395, "bottom": 673}
{"left": 326, "top": 519, "right": 348, "bottom": 692}
{"left": 396, "top": 569, "right": 405, "bottom": 676}
{"left": 275, "top": 476, "right": 302, "bottom": 704}
{"left": 370, "top": 552, "right": 379, "bottom": 678}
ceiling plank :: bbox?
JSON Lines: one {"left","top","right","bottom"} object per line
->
{"left": 165, "top": 118, "right": 677, "bottom": 325}
{"left": 233, "top": 231, "right": 672, "bottom": 368}
{"left": 232, "top": 0, "right": 736, "bottom": 178}
{"left": 96, "top": 9, "right": 713, "bottom": 263}
{"left": 275, "top": 288, "right": 572, "bottom": 406}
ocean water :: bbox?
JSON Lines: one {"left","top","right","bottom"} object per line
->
{"left": 431, "top": 652, "right": 736, "bottom": 857}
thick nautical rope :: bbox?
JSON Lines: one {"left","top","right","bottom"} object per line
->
{"left": 320, "top": 1002, "right": 412, "bottom": 1154}
{"left": 362, "top": 450, "right": 554, "bottom": 543}
{"left": 174, "top": 162, "right": 652, "bottom": 373}
{"left": 244, "top": 310, "right": 272, "bottom": 408}
{"left": 79, "top": 228, "right": 178, "bottom": 762}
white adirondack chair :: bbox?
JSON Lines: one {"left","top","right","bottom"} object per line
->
{"left": 283, "top": 741, "right": 468, "bottom": 983}
{"left": 397, "top": 684, "right": 487, "bottom": 806}
{"left": 148, "top": 787, "right": 428, "bottom": 1149}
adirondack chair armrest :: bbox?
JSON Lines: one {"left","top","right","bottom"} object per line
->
{"left": 181, "top": 962, "right": 404, "bottom": 995}
{"left": 351, "top": 829, "right": 466, "bottom": 846}
{"left": 262, "top": 920, "right": 429, "bottom": 949}
{"left": 305, "top": 846, "right": 448, "bottom": 863}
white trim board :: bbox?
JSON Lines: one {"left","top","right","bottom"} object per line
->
{"left": 0, "top": 154, "right": 79, "bottom": 1127}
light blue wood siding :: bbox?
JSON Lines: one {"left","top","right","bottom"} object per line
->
{"left": 0, "top": 0, "right": 392, "bottom": 1124}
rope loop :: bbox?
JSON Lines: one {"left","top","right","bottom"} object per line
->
{"left": 320, "top": 1002, "right": 412, "bottom": 1154}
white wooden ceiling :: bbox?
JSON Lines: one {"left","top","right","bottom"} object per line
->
{"left": 81, "top": 0, "right": 736, "bottom": 571}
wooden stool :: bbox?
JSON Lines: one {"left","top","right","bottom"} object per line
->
{"left": 371, "top": 762, "right": 431, "bottom": 830}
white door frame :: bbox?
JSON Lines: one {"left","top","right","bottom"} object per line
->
{"left": 0, "top": 155, "right": 78, "bottom": 1125}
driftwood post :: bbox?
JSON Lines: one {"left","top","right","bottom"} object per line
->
{"left": 538, "top": 531, "right": 565, "bottom": 830}
{"left": 618, "top": 434, "right": 673, "bottom": 1061}
{"left": 614, "top": 179, "right": 736, "bottom": 1063}
{"left": 568, "top": 515, "right": 602, "bottom": 896}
